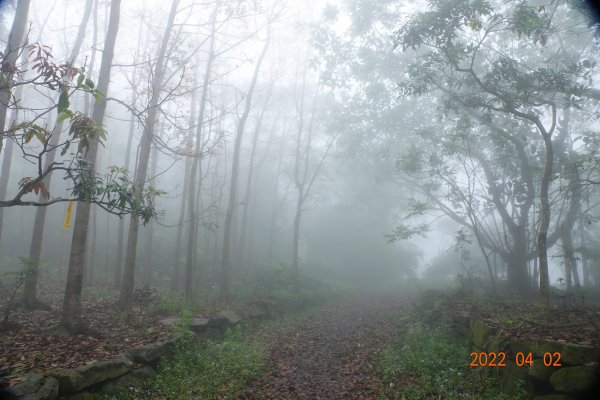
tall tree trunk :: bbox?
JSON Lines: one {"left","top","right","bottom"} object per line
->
{"left": 0, "top": 0, "right": 30, "bottom": 155}
{"left": 85, "top": 205, "right": 98, "bottom": 286}
{"left": 83, "top": 0, "right": 99, "bottom": 115}
{"left": 220, "top": 30, "right": 270, "bottom": 302}
{"left": 114, "top": 114, "right": 135, "bottom": 287}
{"left": 267, "top": 132, "right": 286, "bottom": 267}
{"left": 61, "top": 0, "right": 121, "bottom": 331}
{"left": 538, "top": 130, "right": 554, "bottom": 305}
{"left": 119, "top": 0, "right": 180, "bottom": 313}
{"left": 291, "top": 76, "right": 319, "bottom": 282}
{"left": 236, "top": 92, "right": 271, "bottom": 273}
{"left": 24, "top": 0, "right": 94, "bottom": 308}
{"left": 0, "top": 0, "right": 31, "bottom": 245}
{"left": 142, "top": 146, "right": 159, "bottom": 286}
{"left": 0, "top": 78, "right": 23, "bottom": 245}
{"left": 184, "top": 13, "right": 217, "bottom": 297}
{"left": 114, "top": 10, "right": 144, "bottom": 287}
{"left": 557, "top": 106, "right": 581, "bottom": 289}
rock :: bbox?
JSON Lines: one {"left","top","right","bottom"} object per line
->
{"left": 501, "top": 361, "right": 528, "bottom": 394}
{"left": 65, "top": 393, "right": 107, "bottom": 400}
{"left": 97, "top": 366, "right": 155, "bottom": 395}
{"left": 128, "top": 340, "right": 173, "bottom": 363}
{"left": 159, "top": 316, "right": 210, "bottom": 334}
{"left": 6, "top": 373, "right": 44, "bottom": 397}
{"left": 486, "top": 335, "right": 510, "bottom": 354}
{"left": 51, "top": 355, "right": 132, "bottom": 394}
{"left": 22, "top": 377, "right": 59, "bottom": 400}
{"left": 510, "top": 340, "right": 600, "bottom": 366}
{"left": 189, "top": 317, "right": 210, "bottom": 334}
{"left": 532, "top": 395, "right": 574, "bottom": 400}
{"left": 5, "top": 373, "right": 59, "bottom": 400}
{"left": 528, "top": 362, "right": 554, "bottom": 382}
{"left": 549, "top": 366, "right": 597, "bottom": 393}
{"left": 210, "top": 310, "right": 242, "bottom": 326}
{"left": 470, "top": 320, "right": 495, "bottom": 349}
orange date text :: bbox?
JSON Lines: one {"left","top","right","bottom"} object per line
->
{"left": 469, "top": 352, "right": 561, "bottom": 367}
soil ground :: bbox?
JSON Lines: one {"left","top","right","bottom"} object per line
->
{"left": 238, "top": 294, "right": 409, "bottom": 400}
{"left": 2, "top": 288, "right": 600, "bottom": 398}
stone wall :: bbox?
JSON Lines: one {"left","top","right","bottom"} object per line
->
{"left": 452, "top": 315, "right": 600, "bottom": 400}
{"left": 3, "top": 308, "right": 265, "bottom": 400}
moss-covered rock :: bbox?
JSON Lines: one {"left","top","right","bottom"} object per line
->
{"left": 532, "top": 395, "right": 574, "bottom": 400}
{"left": 501, "top": 360, "right": 528, "bottom": 394}
{"left": 509, "top": 340, "right": 600, "bottom": 366}
{"left": 51, "top": 355, "right": 132, "bottom": 393}
{"left": 486, "top": 335, "right": 510, "bottom": 354}
{"left": 128, "top": 340, "right": 173, "bottom": 363}
{"left": 528, "top": 362, "right": 554, "bottom": 382}
{"left": 470, "top": 320, "right": 495, "bottom": 348}
{"left": 6, "top": 373, "right": 59, "bottom": 400}
{"left": 65, "top": 392, "right": 108, "bottom": 400}
{"left": 97, "top": 366, "right": 155, "bottom": 395}
{"left": 549, "top": 366, "right": 597, "bottom": 393}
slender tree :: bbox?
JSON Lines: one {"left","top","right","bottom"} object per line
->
{"left": 62, "top": 0, "right": 121, "bottom": 331}
{"left": 0, "top": 0, "right": 30, "bottom": 155}
{"left": 220, "top": 27, "right": 271, "bottom": 302}
{"left": 24, "top": 0, "right": 94, "bottom": 308}
{"left": 119, "top": 0, "right": 180, "bottom": 313}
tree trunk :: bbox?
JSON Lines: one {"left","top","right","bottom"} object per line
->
{"left": 538, "top": 131, "right": 554, "bottom": 305}
{"left": 142, "top": 146, "right": 159, "bottom": 286}
{"left": 119, "top": 0, "right": 180, "bottom": 313}
{"left": 114, "top": 17, "right": 144, "bottom": 287}
{"left": 507, "top": 228, "right": 530, "bottom": 295}
{"left": 24, "top": 0, "right": 94, "bottom": 308}
{"left": 0, "top": 77, "right": 24, "bottom": 246}
{"left": 62, "top": 0, "right": 121, "bottom": 331}
{"left": 291, "top": 74, "right": 319, "bottom": 282}
{"left": 267, "top": 132, "right": 286, "bottom": 267}
{"left": 0, "top": 0, "right": 30, "bottom": 155}
{"left": 84, "top": 205, "right": 98, "bottom": 286}
{"left": 184, "top": 14, "right": 217, "bottom": 298}
{"left": 236, "top": 103, "right": 268, "bottom": 274}
{"left": 220, "top": 30, "right": 270, "bottom": 302}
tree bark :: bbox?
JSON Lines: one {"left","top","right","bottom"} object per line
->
{"left": 184, "top": 13, "right": 217, "bottom": 298}
{"left": 24, "top": 0, "right": 94, "bottom": 308}
{"left": 220, "top": 29, "right": 270, "bottom": 302}
{"left": 119, "top": 0, "right": 180, "bottom": 313}
{"left": 61, "top": 0, "right": 121, "bottom": 331}
{"left": 0, "top": 0, "right": 30, "bottom": 155}
{"left": 538, "top": 129, "right": 554, "bottom": 305}
{"left": 236, "top": 99, "right": 269, "bottom": 274}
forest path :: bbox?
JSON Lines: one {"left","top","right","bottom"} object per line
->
{"left": 239, "top": 293, "right": 409, "bottom": 399}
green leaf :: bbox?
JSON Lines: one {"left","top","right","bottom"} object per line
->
{"left": 58, "top": 89, "right": 70, "bottom": 113}
{"left": 61, "top": 141, "right": 70, "bottom": 156}
{"left": 35, "top": 131, "right": 46, "bottom": 144}
{"left": 57, "top": 111, "right": 72, "bottom": 123}
{"left": 93, "top": 90, "right": 104, "bottom": 102}
{"left": 77, "top": 74, "right": 84, "bottom": 86}
{"left": 85, "top": 78, "right": 95, "bottom": 89}
{"left": 24, "top": 130, "right": 34, "bottom": 143}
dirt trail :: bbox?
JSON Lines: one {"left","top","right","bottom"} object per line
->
{"left": 239, "top": 294, "right": 409, "bottom": 400}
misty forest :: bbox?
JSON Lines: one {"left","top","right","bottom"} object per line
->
{"left": 1, "top": 0, "right": 600, "bottom": 399}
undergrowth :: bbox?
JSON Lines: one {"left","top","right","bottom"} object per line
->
{"left": 112, "top": 324, "right": 265, "bottom": 400}
{"left": 380, "top": 320, "right": 528, "bottom": 400}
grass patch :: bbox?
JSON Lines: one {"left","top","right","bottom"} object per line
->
{"left": 112, "top": 325, "right": 265, "bottom": 400}
{"left": 380, "top": 320, "right": 528, "bottom": 400}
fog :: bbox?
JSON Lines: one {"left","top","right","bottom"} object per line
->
{"left": 1, "top": 0, "right": 600, "bottom": 322}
